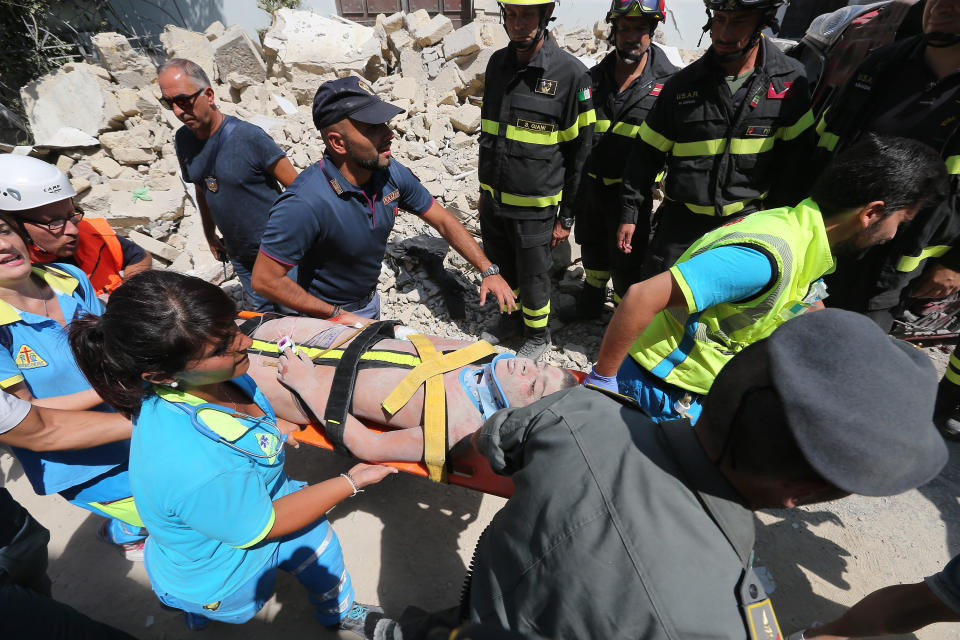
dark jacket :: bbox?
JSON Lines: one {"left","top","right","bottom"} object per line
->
{"left": 817, "top": 35, "right": 960, "bottom": 312}
{"left": 621, "top": 37, "right": 816, "bottom": 224}
{"left": 478, "top": 33, "right": 595, "bottom": 220}
{"left": 469, "top": 387, "right": 760, "bottom": 640}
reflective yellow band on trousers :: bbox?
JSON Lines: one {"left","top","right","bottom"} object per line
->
{"left": 896, "top": 246, "right": 952, "bottom": 272}
{"left": 522, "top": 301, "right": 550, "bottom": 328}
{"left": 88, "top": 497, "right": 143, "bottom": 528}
{"left": 815, "top": 112, "right": 839, "bottom": 151}
{"left": 947, "top": 155, "right": 960, "bottom": 175}
{"left": 480, "top": 183, "right": 563, "bottom": 207}
{"left": 585, "top": 268, "right": 610, "bottom": 288}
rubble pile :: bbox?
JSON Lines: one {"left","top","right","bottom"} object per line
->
{"left": 16, "top": 9, "right": 646, "bottom": 369}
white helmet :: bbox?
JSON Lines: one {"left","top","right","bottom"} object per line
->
{"left": 0, "top": 154, "right": 76, "bottom": 212}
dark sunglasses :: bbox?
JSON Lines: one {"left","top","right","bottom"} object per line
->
{"left": 22, "top": 209, "right": 84, "bottom": 233}
{"left": 159, "top": 88, "right": 204, "bottom": 111}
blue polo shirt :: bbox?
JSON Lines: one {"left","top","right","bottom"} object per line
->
{"left": 259, "top": 154, "right": 434, "bottom": 305}
{"left": 132, "top": 375, "right": 302, "bottom": 604}
{"left": 0, "top": 263, "right": 127, "bottom": 495}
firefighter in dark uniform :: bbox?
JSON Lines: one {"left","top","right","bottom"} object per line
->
{"left": 813, "top": 0, "right": 960, "bottom": 438}
{"left": 558, "top": 0, "right": 678, "bottom": 322}
{"left": 621, "top": 0, "right": 816, "bottom": 279}
{"left": 477, "top": 0, "right": 596, "bottom": 360}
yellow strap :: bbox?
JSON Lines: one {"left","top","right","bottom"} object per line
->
{"left": 88, "top": 497, "right": 144, "bottom": 528}
{"left": 381, "top": 339, "right": 496, "bottom": 414}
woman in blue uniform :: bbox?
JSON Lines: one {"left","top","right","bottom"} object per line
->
{"left": 69, "top": 269, "right": 395, "bottom": 632}
{"left": 0, "top": 211, "right": 144, "bottom": 558}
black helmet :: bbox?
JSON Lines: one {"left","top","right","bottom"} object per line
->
{"left": 606, "top": 0, "right": 666, "bottom": 64}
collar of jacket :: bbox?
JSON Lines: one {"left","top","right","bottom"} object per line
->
{"left": 507, "top": 30, "right": 560, "bottom": 71}
{"left": 700, "top": 36, "right": 796, "bottom": 81}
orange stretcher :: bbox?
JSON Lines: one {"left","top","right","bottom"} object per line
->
{"left": 238, "top": 311, "right": 586, "bottom": 498}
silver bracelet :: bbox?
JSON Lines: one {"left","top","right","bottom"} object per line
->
{"left": 340, "top": 472, "right": 362, "bottom": 496}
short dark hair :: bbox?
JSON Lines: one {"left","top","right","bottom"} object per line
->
{"left": 157, "top": 58, "right": 211, "bottom": 90}
{"left": 69, "top": 270, "right": 237, "bottom": 417}
{"left": 812, "top": 134, "right": 949, "bottom": 219}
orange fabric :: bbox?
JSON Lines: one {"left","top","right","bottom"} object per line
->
{"left": 29, "top": 218, "right": 125, "bottom": 294}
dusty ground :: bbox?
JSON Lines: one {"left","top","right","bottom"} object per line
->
{"left": 1, "top": 309, "right": 959, "bottom": 639}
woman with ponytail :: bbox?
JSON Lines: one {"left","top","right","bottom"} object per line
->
{"left": 70, "top": 270, "right": 395, "bottom": 633}
{"left": 0, "top": 211, "right": 145, "bottom": 558}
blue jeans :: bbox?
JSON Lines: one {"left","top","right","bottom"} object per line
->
{"left": 618, "top": 357, "right": 703, "bottom": 423}
{"left": 150, "top": 517, "right": 353, "bottom": 626}
{"left": 342, "top": 291, "right": 381, "bottom": 320}
{"left": 230, "top": 258, "right": 297, "bottom": 314}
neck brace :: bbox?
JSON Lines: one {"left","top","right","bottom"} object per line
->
{"left": 460, "top": 352, "right": 515, "bottom": 419}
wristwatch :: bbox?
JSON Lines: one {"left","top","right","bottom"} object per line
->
{"left": 480, "top": 263, "right": 500, "bottom": 278}
{"left": 559, "top": 216, "right": 575, "bottom": 230}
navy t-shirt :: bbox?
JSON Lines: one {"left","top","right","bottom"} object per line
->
{"left": 175, "top": 116, "right": 285, "bottom": 266}
{"left": 260, "top": 154, "right": 434, "bottom": 306}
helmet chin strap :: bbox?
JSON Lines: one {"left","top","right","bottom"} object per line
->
{"left": 504, "top": 6, "right": 556, "bottom": 53}
{"left": 925, "top": 31, "right": 960, "bottom": 48}
{"left": 701, "top": 9, "right": 778, "bottom": 64}
{"left": 616, "top": 45, "right": 649, "bottom": 64}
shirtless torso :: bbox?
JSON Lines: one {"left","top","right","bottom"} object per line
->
{"left": 243, "top": 317, "right": 575, "bottom": 462}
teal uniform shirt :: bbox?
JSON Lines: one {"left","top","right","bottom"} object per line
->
{"left": 131, "top": 374, "right": 303, "bottom": 605}
{"left": 0, "top": 263, "right": 126, "bottom": 495}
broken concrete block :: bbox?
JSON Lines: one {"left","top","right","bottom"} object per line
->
{"left": 76, "top": 184, "right": 112, "bottom": 215}
{"left": 404, "top": 10, "right": 431, "bottom": 33}
{"left": 399, "top": 48, "right": 427, "bottom": 85}
{"left": 427, "top": 64, "right": 463, "bottom": 105}
{"left": 70, "top": 176, "right": 91, "bottom": 195}
{"left": 20, "top": 66, "right": 124, "bottom": 145}
{"left": 413, "top": 14, "right": 454, "bottom": 47}
{"left": 450, "top": 103, "right": 481, "bottom": 133}
{"left": 115, "top": 88, "right": 140, "bottom": 116}
{"left": 107, "top": 189, "right": 185, "bottom": 230}
{"left": 263, "top": 9, "right": 384, "bottom": 82}
{"left": 480, "top": 22, "right": 509, "bottom": 49}
{"left": 450, "top": 131, "right": 473, "bottom": 149}
{"left": 160, "top": 25, "right": 217, "bottom": 84}
{"left": 91, "top": 156, "right": 123, "bottom": 179}
{"left": 382, "top": 12, "right": 406, "bottom": 35}
{"left": 456, "top": 47, "right": 494, "bottom": 97}
{"left": 55, "top": 155, "right": 76, "bottom": 174}
{"left": 391, "top": 75, "right": 422, "bottom": 103}
{"left": 388, "top": 29, "right": 414, "bottom": 57}
{"left": 90, "top": 32, "right": 157, "bottom": 88}
{"left": 111, "top": 147, "right": 158, "bottom": 166}
{"left": 444, "top": 23, "right": 483, "bottom": 60}
{"left": 128, "top": 229, "right": 182, "bottom": 263}
{"left": 205, "top": 20, "right": 225, "bottom": 40}
{"left": 99, "top": 125, "right": 153, "bottom": 152}
{"left": 213, "top": 28, "right": 267, "bottom": 89}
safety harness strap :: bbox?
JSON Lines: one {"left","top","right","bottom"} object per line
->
{"left": 381, "top": 339, "right": 497, "bottom": 414}
{"left": 323, "top": 321, "right": 399, "bottom": 454}
{"left": 406, "top": 334, "right": 448, "bottom": 483}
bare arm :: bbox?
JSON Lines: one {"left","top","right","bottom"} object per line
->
{"left": 195, "top": 187, "right": 227, "bottom": 260}
{"left": 7, "top": 381, "right": 105, "bottom": 411}
{"left": 594, "top": 271, "right": 687, "bottom": 377}
{"left": 267, "top": 463, "right": 396, "bottom": 538}
{"left": 420, "top": 201, "right": 517, "bottom": 312}
{"left": 269, "top": 156, "right": 299, "bottom": 188}
{"left": 802, "top": 582, "right": 960, "bottom": 639}
{"left": 122, "top": 251, "right": 152, "bottom": 279}
{"left": 250, "top": 252, "right": 369, "bottom": 325}
{"left": 0, "top": 403, "right": 131, "bottom": 451}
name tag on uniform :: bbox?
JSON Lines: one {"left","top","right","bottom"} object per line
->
{"left": 535, "top": 78, "right": 558, "bottom": 96}
{"left": 383, "top": 189, "right": 400, "bottom": 205}
{"left": 204, "top": 176, "right": 219, "bottom": 193}
{"left": 516, "top": 118, "right": 556, "bottom": 133}
{"left": 744, "top": 126, "right": 772, "bottom": 137}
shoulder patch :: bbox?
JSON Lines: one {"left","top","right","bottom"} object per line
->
{"left": 650, "top": 83, "right": 664, "bottom": 97}
{"left": 676, "top": 90, "right": 699, "bottom": 105}
{"left": 577, "top": 87, "right": 592, "bottom": 101}
{"left": 14, "top": 344, "right": 47, "bottom": 370}
{"left": 767, "top": 81, "right": 792, "bottom": 99}
{"left": 383, "top": 189, "right": 400, "bottom": 205}
{"left": 853, "top": 72, "right": 873, "bottom": 91}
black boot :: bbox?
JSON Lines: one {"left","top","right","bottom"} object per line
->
{"left": 516, "top": 327, "right": 552, "bottom": 361}
{"left": 556, "top": 284, "right": 606, "bottom": 322}
{"left": 479, "top": 312, "right": 523, "bottom": 346}
{"left": 933, "top": 378, "right": 960, "bottom": 441}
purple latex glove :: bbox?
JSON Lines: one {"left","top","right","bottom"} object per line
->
{"left": 583, "top": 365, "right": 619, "bottom": 393}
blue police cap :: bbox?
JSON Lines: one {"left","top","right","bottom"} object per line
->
{"left": 312, "top": 76, "right": 405, "bottom": 130}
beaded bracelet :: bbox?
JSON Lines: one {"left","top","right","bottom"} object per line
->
{"left": 340, "top": 472, "right": 362, "bottom": 496}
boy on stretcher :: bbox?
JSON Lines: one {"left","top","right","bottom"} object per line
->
{"left": 240, "top": 315, "right": 579, "bottom": 464}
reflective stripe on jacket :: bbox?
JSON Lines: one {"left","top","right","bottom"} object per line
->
{"left": 630, "top": 198, "right": 835, "bottom": 395}
{"left": 479, "top": 32, "right": 596, "bottom": 220}
{"left": 621, "top": 37, "right": 815, "bottom": 223}
{"left": 29, "top": 218, "right": 125, "bottom": 295}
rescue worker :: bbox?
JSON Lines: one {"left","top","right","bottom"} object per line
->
{"left": 477, "top": 0, "right": 595, "bottom": 359}
{"left": 0, "top": 154, "right": 151, "bottom": 297}
{"left": 810, "top": 0, "right": 960, "bottom": 437}
{"left": 466, "top": 309, "right": 948, "bottom": 639}
{"left": 584, "top": 135, "right": 947, "bottom": 422}
{"left": 558, "top": 0, "right": 678, "bottom": 321}
{"left": 620, "top": 0, "right": 815, "bottom": 279}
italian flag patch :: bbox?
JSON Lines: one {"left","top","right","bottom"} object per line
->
{"left": 577, "top": 87, "right": 592, "bottom": 101}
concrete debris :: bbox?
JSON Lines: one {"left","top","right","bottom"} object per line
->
{"left": 17, "top": 11, "right": 650, "bottom": 359}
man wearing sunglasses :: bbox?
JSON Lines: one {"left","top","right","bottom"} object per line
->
{"left": 159, "top": 58, "right": 299, "bottom": 313}
{"left": 0, "top": 155, "right": 151, "bottom": 297}
{"left": 558, "top": 0, "right": 677, "bottom": 322}
{"left": 620, "top": 0, "right": 816, "bottom": 280}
